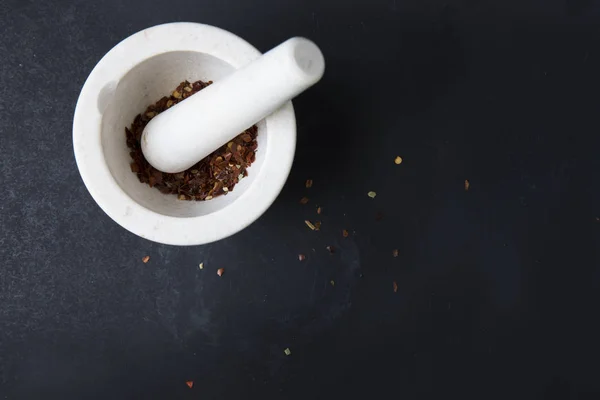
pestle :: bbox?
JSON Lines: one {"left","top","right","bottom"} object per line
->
{"left": 141, "top": 37, "right": 325, "bottom": 173}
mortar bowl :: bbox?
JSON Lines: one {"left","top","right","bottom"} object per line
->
{"left": 73, "top": 22, "right": 296, "bottom": 245}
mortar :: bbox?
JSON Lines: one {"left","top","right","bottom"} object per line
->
{"left": 73, "top": 22, "right": 297, "bottom": 245}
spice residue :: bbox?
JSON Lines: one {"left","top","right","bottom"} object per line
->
{"left": 464, "top": 179, "right": 470, "bottom": 191}
{"left": 126, "top": 80, "right": 258, "bottom": 201}
{"left": 217, "top": 268, "right": 224, "bottom": 277}
{"left": 142, "top": 256, "right": 150, "bottom": 263}
{"left": 186, "top": 381, "right": 194, "bottom": 389}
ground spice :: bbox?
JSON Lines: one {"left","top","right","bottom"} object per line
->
{"left": 126, "top": 80, "right": 258, "bottom": 201}
{"left": 298, "top": 254, "right": 306, "bottom": 261}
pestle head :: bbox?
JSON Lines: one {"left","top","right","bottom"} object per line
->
{"left": 141, "top": 37, "right": 325, "bottom": 174}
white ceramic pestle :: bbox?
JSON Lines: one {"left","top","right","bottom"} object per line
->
{"left": 141, "top": 37, "right": 325, "bottom": 173}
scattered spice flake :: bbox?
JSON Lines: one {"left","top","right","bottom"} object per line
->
{"left": 464, "top": 179, "right": 470, "bottom": 191}
{"left": 305, "top": 220, "right": 316, "bottom": 230}
{"left": 326, "top": 245, "right": 335, "bottom": 254}
{"left": 199, "top": 262, "right": 204, "bottom": 270}
{"left": 298, "top": 254, "right": 306, "bottom": 261}
{"left": 367, "top": 191, "right": 377, "bottom": 199}
{"left": 186, "top": 381, "right": 194, "bottom": 389}
{"left": 330, "top": 280, "right": 335, "bottom": 286}
{"left": 316, "top": 207, "right": 322, "bottom": 215}
{"left": 142, "top": 256, "right": 150, "bottom": 263}
{"left": 314, "top": 221, "right": 322, "bottom": 231}
{"left": 300, "top": 197, "right": 310, "bottom": 205}
{"left": 284, "top": 348, "right": 292, "bottom": 356}
{"left": 342, "top": 229, "right": 349, "bottom": 238}
{"left": 217, "top": 268, "right": 224, "bottom": 277}
{"left": 305, "top": 179, "right": 313, "bottom": 188}
{"left": 392, "top": 249, "right": 399, "bottom": 257}
{"left": 394, "top": 156, "right": 403, "bottom": 165}
{"left": 393, "top": 281, "right": 398, "bottom": 293}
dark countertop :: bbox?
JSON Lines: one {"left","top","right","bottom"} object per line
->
{"left": 2, "top": 0, "right": 600, "bottom": 398}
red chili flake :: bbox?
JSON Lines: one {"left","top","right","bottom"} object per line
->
{"left": 316, "top": 207, "right": 322, "bottom": 215}
{"left": 142, "top": 256, "right": 150, "bottom": 263}
{"left": 342, "top": 229, "right": 349, "bottom": 238}
{"left": 298, "top": 254, "right": 306, "bottom": 261}
{"left": 300, "top": 197, "right": 309, "bottom": 205}
{"left": 392, "top": 249, "right": 399, "bottom": 257}
{"left": 464, "top": 179, "right": 470, "bottom": 191}
{"left": 393, "top": 281, "right": 398, "bottom": 293}
{"left": 305, "top": 179, "right": 313, "bottom": 188}
{"left": 217, "top": 268, "right": 224, "bottom": 277}
{"left": 186, "top": 381, "right": 194, "bottom": 389}
{"left": 314, "top": 221, "right": 321, "bottom": 231}
{"left": 126, "top": 80, "right": 258, "bottom": 201}
{"left": 326, "top": 245, "right": 335, "bottom": 254}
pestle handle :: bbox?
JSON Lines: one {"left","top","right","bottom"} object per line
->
{"left": 141, "top": 37, "right": 325, "bottom": 173}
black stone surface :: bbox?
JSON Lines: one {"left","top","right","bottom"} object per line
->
{"left": 2, "top": 0, "right": 600, "bottom": 398}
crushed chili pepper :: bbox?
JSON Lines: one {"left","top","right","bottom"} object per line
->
{"left": 217, "top": 268, "right": 224, "bottom": 277}
{"left": 464, "top": 179, "right": 470, "bottom": 191}
{"left": 393, "top": 281, "right": 398, "bottom": 293}
{"left": 186, "top": 381, "right": 194, "bottom": 389}
{"left": 316, "top": 207, "right": 322, "bottom": 215}
{"left": 342, "top": 229, "right": 349, "bottom": 238}
{"left": 126, "top": 80, "right": 258, "bottom": 201}
{"left": 142, "top": 256, "right": 150, "bottom": 263}
{"left": 314, "top": 221, "right": 322, "bottom": 231}
{"left": 300, "top": 197, "right": 310, "bottom": 205}
{"left": 298, "top": 254, "right": 306, "bottom": 261}
{"left": 305, "top": 179, "right": 313, "bottom": 188}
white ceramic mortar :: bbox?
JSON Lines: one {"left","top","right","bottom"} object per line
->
{"left": 73, "top": 22, "right": 297, "bottom": 245}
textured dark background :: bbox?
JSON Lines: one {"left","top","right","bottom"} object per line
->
{"left": 1, "top": 0, "right": 600, "bottom": 398}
